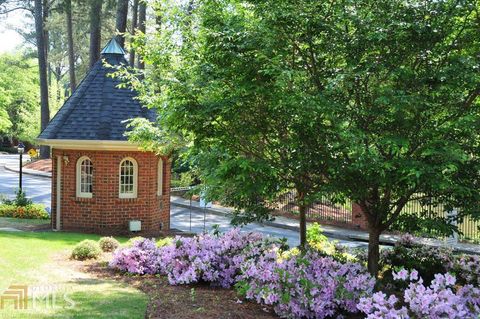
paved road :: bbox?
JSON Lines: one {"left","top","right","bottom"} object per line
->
{"left": 0, "top": 155, "right": 51, "bottom": 209}
{"left": 0, "top": 154, "right": 368, "bottom": 248}
{"left": 170, "top": 205, "right": 368, "bottom": 249}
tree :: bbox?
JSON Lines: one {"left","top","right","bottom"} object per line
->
{"left": 128, "top": 0, "right": 138, "bottom": 67}
{"left": 114, "top": 0, "right": 128, "bottom": 48}
{"left": 88, "top": 0, "right": 102, "bottom": 68}
{"left": 34, "top": 0, "right": 50, "bottom": 158}
{"left": 65, "top": 0, "right": 76, "bottom": 91}
{"left": 135, "top": 0, "right": 145, "bottom": 70}
{"left": 127, "top": 0, "right": 480, "bottom": 277}
{"left": 0, "top": 53, "right": 41, "bottom": 142}
{"left": 121, "top": 0, "right": 338, "bottom": 248}
{"left": 323, "top": 0, "right": 480, "bottom": 276}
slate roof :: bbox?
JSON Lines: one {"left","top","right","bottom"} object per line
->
{"left": 38, "top": 38, "right": 156, "bottom": 141}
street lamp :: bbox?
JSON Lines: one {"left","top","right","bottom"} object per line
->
{"left": 17, "top": 142, "right": 25, "bottom": 191}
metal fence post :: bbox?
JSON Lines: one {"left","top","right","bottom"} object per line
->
{"left": 445, "top": 208, "right": 459, "bottom": 247}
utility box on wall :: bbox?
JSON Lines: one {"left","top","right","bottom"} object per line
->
{"left": 129, "top": 220, "right": 142, "bottom": 232}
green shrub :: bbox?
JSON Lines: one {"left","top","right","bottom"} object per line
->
{"left": 99, "top": 237, "right": 120, "bottom": 252}
{"left": 0, "top": 204, "right": 49, "bottom": 219}
{"left": 2, "top": 190, "right": 33, "bottom": 207}
{"left": 306, "top": 223, "right": 355, "bottom": 262}
{"left": 71, "top": 240, "right": 102, "bottom": 260}
{"left": 380, "top": 234, "right": 452, "bottom": 285}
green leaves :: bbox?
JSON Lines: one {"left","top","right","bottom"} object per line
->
{"left": 128, "top": 0, "right": 480, "bottom": 246}
{"left": 0, "top": 54, "right": 40, "bottom": 140}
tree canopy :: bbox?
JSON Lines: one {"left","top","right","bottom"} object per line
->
{"left": 0, "top": 53, "right": 40, "bottom": 142}
{"left": 130, "top": 0, "right": 480, "bottom": 275}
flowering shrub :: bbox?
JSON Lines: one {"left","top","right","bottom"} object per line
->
{"left": 237, "top": 250, "right": 375, "bottom": 318}
{"left": 71, "top": 240, "right": 102, "bottom": 260}
{"left": 0, "top": 204, "right": 49, "bottom": 219}
{"left": 109, "top": 238, "right": 161, "bottom": 275}
{"left": 358, "top": 269, "right": 480, "bottom": 319}
{"left": 381, "top": 234, "right": 452, "bottom": 284}
{"left": 450, "top": 254, "right": 480, "bottom": 287}
{"left": 307, "top": 223, "right": 355, "bottom": 262}
{"left": 158, "top": 229, "right": 272, "bottom": 287}
{"left": 99, "top": 236, "right": 120, "bottom": 252}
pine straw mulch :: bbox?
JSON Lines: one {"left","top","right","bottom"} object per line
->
{"left": 81, "top": 259, "right": 277, "bottom": 319}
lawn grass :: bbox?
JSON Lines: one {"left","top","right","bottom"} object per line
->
{"left": 0, "top": 230, "right": 147, "bottom": 318}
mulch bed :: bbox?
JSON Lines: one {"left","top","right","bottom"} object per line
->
{"left": 24, "top": 159, "right": 52, "bottom": 173}
{"left": 83, "top": 261, "right": 277, "bottom": 319}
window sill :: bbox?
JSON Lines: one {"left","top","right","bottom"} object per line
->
{"left": 76, "top": 194, "right": 93, "bottom": 199}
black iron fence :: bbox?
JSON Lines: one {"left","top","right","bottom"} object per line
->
{"left": 276, "top": 191, "right": 480, "bottom": 241}
{"left": 400, "top": 200, "right": 480, "bottom": 241}
{"left": 275, "top": 191, "right": 352, "bottom": 225}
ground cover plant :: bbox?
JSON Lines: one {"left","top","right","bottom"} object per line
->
{"left": 0, "top": 190, "right": 49, "bottom": 219}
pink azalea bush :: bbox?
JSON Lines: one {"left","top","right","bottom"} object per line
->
{"left": 358, "top": 269, "right": 480, "bottom": 319}
{"left": 450, "top": 254, "right": 480, "bottom": 287}
{"left": 109, "top": 229, "right": 480, "bottom": 319}
{"left": 109, "top": 238, "right": 161, "bottom": 275}
{"left": 236, "top": 250, "right": 375, "bottom": 318}
{"left": 157, "top": 228, "right": 276, "bottom": 287}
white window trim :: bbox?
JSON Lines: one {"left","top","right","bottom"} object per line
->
{"left": 119, "top": 157, "right": 138, "bottom": 199}
{"left": 157, "top": 158, "right": 163, "bottom": 196}
{"left": 76, "top": 156, "right": 93, "bottom": 198}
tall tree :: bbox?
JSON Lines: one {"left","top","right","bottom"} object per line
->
{"left": 34, "top": 0, "right": 50, "bottom": 158}
{"left": 0, "top": 54, "right": 40, "bottom": 142}
{"left": 135, "top": 0, "right": 145, "bottom": 70}
{"left": 65, "top": 0, "right": 76, "bottom": 91}
{"left": 126, "top": 0, "right": 480, "bottom": 277}
{"left": 129, "top": 0, "right": 138, "bottom": 67}
{"left": 88, "top": 0, "right": 102, "bottom": 68}
{"left": 114, "top": 0, "right": 128, "bottom": 48}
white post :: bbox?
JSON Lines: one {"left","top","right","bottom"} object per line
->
{"left": 445, "top": 208, "right": 458, "bottom": 247}
{"left": 56, "top": 155, "right": 62, "bottom": 231}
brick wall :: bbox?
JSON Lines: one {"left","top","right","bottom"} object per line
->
{"left": 351, "top": 203, "right": 369, "bottom": 230}
{"left": 51, "top": 148, "right": 171, "bottom": 236}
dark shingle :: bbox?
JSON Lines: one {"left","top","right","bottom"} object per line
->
{"left": 38, "top": 39, "right": 156, "bottom": 141}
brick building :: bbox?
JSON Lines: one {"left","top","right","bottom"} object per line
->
{"left": 37, "top": 38, "right": 170, "bottom": 235}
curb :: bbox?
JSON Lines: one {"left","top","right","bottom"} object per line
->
{"left": 4, "top": 164, "right": 52, "bottom": 178}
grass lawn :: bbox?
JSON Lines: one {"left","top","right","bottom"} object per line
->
{"left": 0, "top": 229, "right": 147, "bottom": 318}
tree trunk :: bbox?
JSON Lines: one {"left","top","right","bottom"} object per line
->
{"left": 136, "top": 1, "right": 146, "bottom": 70}
{"left": 65, "top": 0, "right": 76, "bottom": 92}
{"left": 297, "top": 190, "right": 307, "bottom": 248}
{"left": 89, "top": 0, "right": 103, "bottom": 68}
{"left": 299, "top": 202, "right": 307, "bottom": 248}
{"left": 115, "top": 0, "right": 129, "bottom": 48}
{"left": 129, "top": 0, "right": 139, "bottom": 67}
{"left": 43, "top": 0, "right": 50, "bottom": 87}
{"left": 367, "top": 226, "right": 381, "bottom": 277}
{"left": 34, "top": 0, "right": 50, "bottom": 159}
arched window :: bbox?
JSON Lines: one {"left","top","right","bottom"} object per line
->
{"left": 76, "top": 156, "right": 93, "bottom": 198}
{"left": 119, "top": 157, "right": 138, "bottom": 198}
{"left": 158, "top": 158, "right": 163, "bottom": 196}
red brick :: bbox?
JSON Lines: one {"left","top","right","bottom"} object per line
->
{"left": 51, "top": 149, "right": 171, "bottom": 236}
